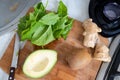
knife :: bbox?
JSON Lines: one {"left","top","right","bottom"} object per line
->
{"left": 8, "top": 33, "right": 20, "bottom": 80}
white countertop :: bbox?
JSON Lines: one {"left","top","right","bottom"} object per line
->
{"left": 0, "top": 0, "right": 90, "bottom": 79}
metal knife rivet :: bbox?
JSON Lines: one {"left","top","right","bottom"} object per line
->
{"left": 11, "top": 70, "right": 14, "bottom": 73}
{"left": 9, "top": 77, "right": 12, "bottom": 80}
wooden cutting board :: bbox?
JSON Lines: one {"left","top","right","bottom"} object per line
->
{"left": 0, "top": 20, "right": 109, "bottom": 80}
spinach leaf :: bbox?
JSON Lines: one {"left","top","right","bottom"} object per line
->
{"left": 52, "top": 16, "right": 68, "bottom": 38}
{"left": 61, "top": 18, "right": 73, "bottom": 39}
{"left": 21, "top": 21, "right": 37, "bottom": 40}
{"left": 32, "top": 25, "right": 55, "bottom": 46}
{"left": 57, "top": 1, "right": 67, "bottom": 17}
{"left": 33, "top": 2, "right": 46, "bottom": 21}
{"left": 53, "top": 16, "right": 68, "bottom": 32}
{"left": 18, "top": 15, "right": 30, "bottom": 39}
{"left": 18, "top": 1, "right": 73, "bottom": 46}
{"left": 32, "top": 23, "right": 47, "bottom": 41}
{"left": 39, "top": 13, "right": 59, "bottom": 25}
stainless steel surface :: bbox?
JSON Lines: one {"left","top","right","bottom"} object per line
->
{"left": 114, "top": 76, "right": 120, "bottom": 80}
{"left": 0, "top": 0, "right": 40, "bottom": 35}
{"left": 117, "top": 64, "right": 120, "bottom": 72}
{"left": 96, "top": 34, "right": 120, "bottom": 80}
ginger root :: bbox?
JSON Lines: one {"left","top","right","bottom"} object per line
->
{"left": 82, "top": 19, "right": 101, "bottom": 48}
{"left": 82, "top": 18, "right": 111, "bottom": 62}
{"left": 93, "top": 41, "right": 111, "bottom": 62}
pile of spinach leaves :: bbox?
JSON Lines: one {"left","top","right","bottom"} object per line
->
{"left": 18, "top": 1, "right": 73, "bottom": 46}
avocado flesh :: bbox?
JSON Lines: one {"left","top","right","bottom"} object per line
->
{"left": 23, "top": 50, "right": 57, "bottom": 78}
{"left": 32, "top": 57, "right": 49, "bottom": 72}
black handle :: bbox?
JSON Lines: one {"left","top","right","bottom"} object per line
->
{"left": 100, "top": 29, "right": 120, "bottom": 37}
{"left": 8, "top": 67, "right": 15, "bottom": 80}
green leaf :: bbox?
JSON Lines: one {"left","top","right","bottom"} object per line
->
{"left": 32, "top": 25, "right": 55, "bottom": 46}
{"left": 53, "top": 16, "right": 67, "bottom": 31}
{"left": 21, "top": 28, "right": 30, "bottom": 40}
{"left": 32, "top": 2, "right": 46, "bottom": 21}
{"left": 34, "top": 2, "right": 45, "bottom": 10}
{"left": 21, "top": 21, "right": 38, "bottom": 40}
{"left": 17, "top": 1, "right": 73, "bottom": 47}
{"left": 52, "top": 16, "right": 68, "bottom": 38}
{"left": 57, "top": 1, "right": 67, "bottom": 17}
{"left": 61, "top": 18, "right": 73, "bottom": 39}
{"left": 18, "top": 15, "right": 29, "bottom": 38}
{"left": 29, "top": 13, "right": 35, "bottom": 20}
{"left": 32, "top": 23, "right": 47, "bottom": 40}
{"left": 52, "top": 16, "right": 73, "bottom": 39}
{"left": 53, "top": 29, "right": 63, "bottom": 38}
{"left": 39, "top": 13, "right": 59, "bottom": 25}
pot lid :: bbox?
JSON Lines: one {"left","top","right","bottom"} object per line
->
{"left": 89, "top": 0, "right": 120, "bottom": 37}
{"left": 0, "top": 0, "right": 40, "bottom": 35}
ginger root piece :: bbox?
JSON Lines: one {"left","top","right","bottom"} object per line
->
{"left": 93, "top": 41, "right": 111, "bottom": 62}
{"left": 82, "top": 19, "right": 101, "bottom": 48}
{"left": 82, "top": 18, "right": 111, "bottom": 62}
{"left": 66, "top": 48, "right": 92, "bottom": 70}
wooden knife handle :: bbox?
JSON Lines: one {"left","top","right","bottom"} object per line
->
{"left": 8, "top": 67, "right": 15, "bottom": 80}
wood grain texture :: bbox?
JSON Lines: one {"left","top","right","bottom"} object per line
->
{"left": 0, "top": 20, "right": 109, "bottom": 80}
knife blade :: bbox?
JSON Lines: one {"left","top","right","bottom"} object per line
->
{"left": 8, "top": 33, "right": 20, "bottom": 80}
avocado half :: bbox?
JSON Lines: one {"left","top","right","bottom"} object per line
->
{"left": 23, "top": 50, "right": 57, "bottom": 78}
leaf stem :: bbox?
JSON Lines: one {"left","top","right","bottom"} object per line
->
{"left": 45, "top": 0, "right": 48, "bottom": 9}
